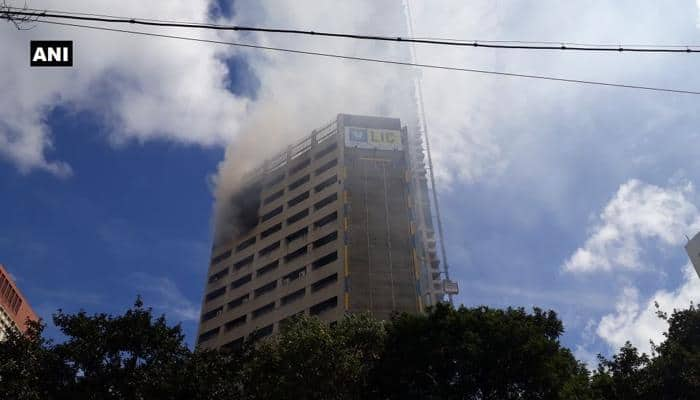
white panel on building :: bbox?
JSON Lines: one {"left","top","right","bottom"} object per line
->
{"left": 684, "top": 232, "right": 700, "bottom": 278}
{"left": 344, "top": 127, "right": 403, "bottom": 150}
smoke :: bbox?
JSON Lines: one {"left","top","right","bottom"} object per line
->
{"left": 211, "top": 1, "right": 423, "bottom": 244}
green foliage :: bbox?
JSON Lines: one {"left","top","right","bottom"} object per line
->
{"left": 590, "top": 342, "right": 651, "bottom": 400}
{"left": 2, "top": 299, "right": 699, "bottom": 399}
{"left": 646, "top": 303, "right": 700, "bottom": 399}
{"left": 0, "top": 319, "right": 68, "bottom": 400}
{"left": 591, "top": 303, "right": 700, "bottom": 400}
{"left": 242, "top": 313, "right": 384, "bottom": 400}
{"left": 374, "top": 303, "right": 589, "bottom": 399}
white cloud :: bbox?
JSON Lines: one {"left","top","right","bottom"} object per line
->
{"left": 574, "top": 318, "right": 601, "bottom": 368}
{"left": 597, "top": 263, "right": 700, "bottom": 354}
{"left": 1, "top": 0, "right": 249, "bottom": 176}
{"left": 563, "top": 179, "right": 700, "bottom": 273}
{"left": 3, "top": 0, "right": 700, "bottom": 194}
{"left": 131, "top": 273, "right": 199, "bottom": 323}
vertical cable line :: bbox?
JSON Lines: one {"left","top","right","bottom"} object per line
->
{"left": 405, "top": 0, "right": 454, "bottom": 305}
{"left": 382, "top": 163, "right": 397, "bottom": 309}
{"left": 363, "top": 162, "right": 374, "bottom": 311}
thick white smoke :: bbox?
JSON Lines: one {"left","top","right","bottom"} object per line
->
{"left": 211, "top": 1, "right": 423, "bottom": 243}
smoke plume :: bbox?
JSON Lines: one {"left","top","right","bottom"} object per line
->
{"left": 211, "top": 1, "right": 422, "bottom": 244}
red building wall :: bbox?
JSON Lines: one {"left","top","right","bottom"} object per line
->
{"left": 0, "top": 264, "right": 38, "bottom": 333}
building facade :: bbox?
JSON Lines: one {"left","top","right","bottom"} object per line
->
{"left": 685, "top": 232, "right": 700, "bottom": 278}
{"left": 0, "top": 264, "right": 38, "bottom": 341}
{"left": 197, "top": 114, "right": 447, "bottom": 349}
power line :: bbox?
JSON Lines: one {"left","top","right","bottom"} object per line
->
{"left": 5, "top": 8, "right": 700, "bottom": 53}
{"left": 19, "top": 18, "right": 700, "bottom": 96}
{"left": 10, "top": 6, "right": 700, "bottom": 49}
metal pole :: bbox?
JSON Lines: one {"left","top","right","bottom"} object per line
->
{"left": 404, "top": 0, "right": 454, "bottom": 305}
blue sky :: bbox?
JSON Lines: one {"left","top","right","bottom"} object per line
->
{"left": 2, "top": 0, "right": 700, "bottom": 362}
{"left": 1, "top": 106, "right": 220, "bottom": 344}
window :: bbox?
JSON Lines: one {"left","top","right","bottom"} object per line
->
{"left": 288, "top": 174, "right": 310, "bottom": 191}
{"left": 208, "top": 267, "right": 229, "bottom": 284}
{"left": 287, "top": 208, "right": 309, "bottom": 225}
{"left": 310, "top": 297, "right": 338, "bottom": 316}
{"left": 259, "top": 241, "right": 280, "bottom": 257}
{"left": 250, "top": 324, "right": 274, "bottom": 342}
{"left": 201, "top": 306, "right": 223, "bottom": 322}
{"left": 281, "top": 288, "right": 306, "bottom": 306}
{"left": 286, "top": 227, "right": 308, "bottom": 244}
{"left": 289, "top": 157, "right": 310, "bottom": 175}
{"left": 227, "top": 294, "right": 249, "bottom": 310}
{"left": 263, "top": 189, "right": 284, "bottom": 205}
{"left": 233, "top": 255, "right": 254, "bottom": 270}
{"left": 256, "top": 260, "right": 279, "bottom": 277}
{"left": 205, "top": 286, "right": 226, "bottom": 303}
{"left": 260, "top": 223, "right": 282, "bottom": 239}
{"left": 261, "top": 206, "right": 283, "bottom": 222}
{"left": 315, "top": 158, "right": 338, "bottom": 175}
{"left": 284, "top": 246, "right": 308, "bottom": 263}
{"left": 288, "top": 191, "right": 310, "bottom": 207}
{"left": 211, "top": 250, "right": 231, "bottom": 265}
{"left": 231, "top": 274, "right": 252, "bottom": 289}
{"left": 266, "top": 174, "right": 284, "bottom": 187}
{"left": 198, "top": 327, "right": 220, "bottom": 343}
{"left": 312, "top": 251, "right": 338, "bottom": 270}
{"left": 224, "top": 315, "right": 247, "bottom": 331}
{"left": 313, "top": 231, "right": 338, "bottom": 249}
{"left": 314, "top": 175, "right": 337, "bottom": 193}
{"left": 311, "top": 273, "right": 338, "bottom": 292}
{"left": 314, "top": 211, "right": 337, "bottom": 229}
{"left": 314, "top": 193, "right": 337, "bottom": 211}
{"left": 254, "top": 280, "right": 278, "bottom": 298}
{"left": 252, "top": 302, "right": 275, "bottom": 319}
{"left": 223, "top": 336, "right": 244, "bottom": 350}
{"left": 235, "top": 237, "right": 256, "bottom": 252}
{"left": 282, "top": 267, "right": 306, "bottom": 284}
{"left": 315, "top": 142, "right": 337, "bottom": 159}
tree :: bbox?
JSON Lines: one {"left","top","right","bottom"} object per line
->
{"left": 590, "top": 342, "right": 651, "bottom": 400}
{"left": 242, "top": 313, "right": 385, "bottom": 400}
{"left": 374, "top": 303, "right": 591, "bottom": 399}
{"left": 0, "top": 319, "right": 69, "bottom": 400}
{"left": 1, "top": 299, "right": 609, "bottom": 399}
{"left": 645, "top": 303, "right": 700, "bottom": 399}
{"left": 177, "top": 347, "right": 247, "bottom": 400}
{"left": 591, "top": 303, "right": 700, "bottom": 400}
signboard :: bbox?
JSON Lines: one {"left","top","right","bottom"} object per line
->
{"left": 345, "top": 127, "right": 403, "bottom": 150}
{"left": 443, "top": 280, "right": 459, "bottom": 295}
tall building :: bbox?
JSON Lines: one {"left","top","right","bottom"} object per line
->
{"left": 0, "top": 264, "right": 38, "bottom": 341}
{"left": 197, "top": 114, "right": 450, "bottom": 349}
{"left": 684, "top": 232, "right": 700, "bottom": 278}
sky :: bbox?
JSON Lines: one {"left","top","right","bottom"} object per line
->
{"left": 1, "top": 0, "right": 700, "bottom": 363}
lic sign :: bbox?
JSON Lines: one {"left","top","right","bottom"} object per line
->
{"left": 30, "top": 41, "right": 73, "bottom": 67}
{"left": 344, "top": 127, "right": 403, "bottom": 151}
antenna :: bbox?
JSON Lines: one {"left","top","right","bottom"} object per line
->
{"left": 404, "top": 0, "right": 454, "bottom": 305}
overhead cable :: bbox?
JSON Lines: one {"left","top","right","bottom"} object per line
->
{"left": 17, "top": 18, "right": 700, "bottom": 96}
{"left": 4, "top": 9, "right": 700, "bottom": 53}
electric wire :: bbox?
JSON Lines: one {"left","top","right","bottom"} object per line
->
{"left": 14, "top": 6, "right": 700, "bottom": 49}
{"left": 21, "top": 18, "right": 700, "bottom": 96}
{"left": 5, "top": 8, "right": 700, "bottom": 53}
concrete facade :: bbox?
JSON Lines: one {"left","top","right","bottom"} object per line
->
{"left": 197, "top": 115, "right": 444, "bottom": 349}
{"left": 0, "top": 264, "right": 38, "bottom": 341}
{"left": 685, "top": 232, "right": 700, "bottom": 278}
